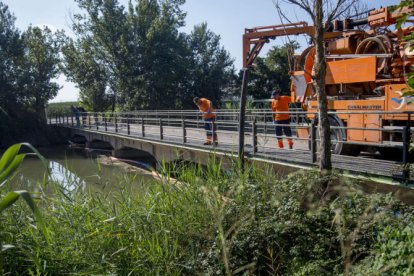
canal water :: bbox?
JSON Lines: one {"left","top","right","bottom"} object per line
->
{"left": 9, "top": 146, "right": 158, "bottom": 194}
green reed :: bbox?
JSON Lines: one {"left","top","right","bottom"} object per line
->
{"left": 0, "top": 152, "right": 413, "bottom": 275}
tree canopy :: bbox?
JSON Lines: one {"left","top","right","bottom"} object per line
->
{"left": 0, "top": 2, "right": 62, "bottom": 123}
{"left": 63, "top": 0, "right": 235, "bottom": 111}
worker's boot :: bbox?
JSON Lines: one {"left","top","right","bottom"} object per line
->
{"left": 277, "top": 140, "right": 284, "bottom": 149}
{"left": 204, "top": 136, "right": 212, "bottom": 145}
{"left": 288, "top": 139, "right": 294, "bottom": 150}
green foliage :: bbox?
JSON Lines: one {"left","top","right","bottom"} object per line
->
{"left": 0, "top": 144, "right": 26, "bottom": 185}
{"left": 61, "top": 37, "right": 111, "bottom": 112}
{"left": 351, "top": 220, "right": 414, "bottom": 275}
{"left": 64, "top": 0, "right": 235, "bottom": 111}
{"left": 46, "top": 101, "right": 79, "bottom": 117}
{"left": 0, "top": 143, "right": 49, "bottom": 255}
{"left": 0, "top": 2, "right": 64, "bottom": 139}
{"left": 187, "top": 23, "right": 236, "bottom": 108}
{"left": 397, "top": 0, "right": 414, "bottom": 97}
{"left": 0, "top": 2, "right": 23, "bottom": 114}
{"left": 0, "top": 159, "right": 413, "bottom": 274}
{"left": 373, "top": 222, "right": 414, "bottom": 274}
{"left": 20, "top": 26, "right": 63, "bottom": 121}
{"left": 0, "top": 142, "right": 47, "bottom": 190}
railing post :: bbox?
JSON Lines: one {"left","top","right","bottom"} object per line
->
{"left": 212, "top": 120, "right": 216, "bottom": 146}
{"left": 96, "top": 113, "right": 99, "bottom": 130}
{"left": 115, "top": 115, "right": 118, "bottom": 133}
{"left": 88, "top": 114, "right": 91, "bottom": 129}
{"left": 141, "top": 117, "right": 145, "bottom": 137}
{"left": 402, "top": 112, "right": 411, "bottom": 183}
{"left": 104, "top": 115, "right": 107, "bottom": 131}
{"left": 252, "top": 118, "right": 257, "bottom": 154}
{"left": 310, "top": 122, "right": 317, "bottom": 163}
{"left": 402, "top": 126, "right": 410, "bottom": 183}
{"left": 71, "top": 115, "right": 74, "bottom": 126}
{"left": 160, "top": 118, "right": 163, "bottom": 140}
{"left": 127, "top": 115, "right": 130, "bottom": 135}
{"left": 197, "top": 112, "right": 200, "bottom": 128}
{"left": 182, "top": 119, "right": 187, "bottom": 144}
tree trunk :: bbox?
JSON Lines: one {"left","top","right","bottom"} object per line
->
{"left": 35, "top": 96, "right": 47, "bottom": 124}
{"left": 314, "top": 0, "right": 332, "bottom": 171}
{"left": 238, "top": 69, "right": 249, "bottom": 172}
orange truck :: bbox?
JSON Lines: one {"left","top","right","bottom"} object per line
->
{"left": 243, "top": 5, "right": 414, "bottom": 155}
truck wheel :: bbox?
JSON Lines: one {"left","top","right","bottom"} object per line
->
{"left": 311, "top": 115, "right": 361, "bottom": 156}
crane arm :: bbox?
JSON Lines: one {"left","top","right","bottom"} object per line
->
{"left": 243, "top": 22, "right": 314, "bottom": 68}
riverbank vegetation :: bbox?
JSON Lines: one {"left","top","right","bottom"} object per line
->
{"left": 46, "top": 102, "right": 79, "bottom": 118}
{"left": 1, "top": 154, "right": 413, "bottom": 274}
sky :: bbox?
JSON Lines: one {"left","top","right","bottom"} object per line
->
{"left": 2, "top": 0, "right": 399, "bottom": 102}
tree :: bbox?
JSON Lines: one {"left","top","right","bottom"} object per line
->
{"left": 0, "top": 2, "right": 23, "bottom": 114}
{"left": 72, "top": 0, "right": 131, "bottom": 111}
{"left": 69, "top": 0, "right": 193, "bottom": 110}
{"left": 397, "top": 1, "right": 414, "bottom": 97}
{"left": 62, "top": 37, "right": 111, "bottom": 112}
{"left": 187, "top": 22, "right": 235, "bottom": 108}
{"left": 240, "top": 42, "right": 299, "bottom": 100}
{"left": 67, "top": 0, "right": 236, "bottom": 111}
{"left": 20, "top": 26, "right": 62, "bottom": 122}
{"left": 275, "top": 0, "right": 361, "bottom": 171}
{"left": 131, "top": 0, "right": 190, "bottom": 109}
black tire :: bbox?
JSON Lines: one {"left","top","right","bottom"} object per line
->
{"left": 311, "top": 115, "right": 361, "bottom": 156}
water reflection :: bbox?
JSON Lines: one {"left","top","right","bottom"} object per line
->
{"left": 48, "top": 160, "right": 86, "bottom": 194}
{"left": 10, "top": 146, "right": 156, "bottom": 194}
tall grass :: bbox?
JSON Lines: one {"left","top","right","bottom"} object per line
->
{"left": 0, "top": 155, "right": 413, "bottom": 275}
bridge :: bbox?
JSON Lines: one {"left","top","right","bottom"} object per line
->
{"left": 50, "top": 109, "right": 414, "bottom": 186}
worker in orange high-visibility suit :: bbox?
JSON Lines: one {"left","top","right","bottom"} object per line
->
{"left": 193, "top": 97, "right": 218, "bottom": 145}
{"left": 271, "top": 90, "right": 293, "bottom": 149}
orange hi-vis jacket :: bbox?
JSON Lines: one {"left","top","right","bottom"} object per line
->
{"left": 197, "top": 98, "right": 216, "bottom": 119}
{"left": 272, "top": 96, "right": 290, "bottom": 121}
